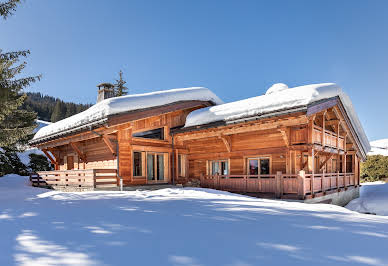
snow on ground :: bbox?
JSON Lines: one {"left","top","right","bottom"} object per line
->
{"left": 346, "top": 182, "right": 388, "bottom": 216}
{"left": 368, "top": 139, "right": 388, "bottom": 156}
{"left": 184, "top": 83, "right": 370, "bottom": 154}
{"left": 2, "top": 175, "right": 388, "bottom": 266}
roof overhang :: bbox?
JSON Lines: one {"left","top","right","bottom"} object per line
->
{"left": 29, "top": 100, "right": 214, "bottom": 146}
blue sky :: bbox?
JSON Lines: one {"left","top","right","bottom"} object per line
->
{"left": 1, "top": 0, "right": 388, "bottom": 141}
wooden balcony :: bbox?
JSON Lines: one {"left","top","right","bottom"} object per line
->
{"left": 30, "top": 169, "right": 118, "bottom": 190}
{"left": 200, "top": 171, "right": 357, "bottom": 200}
{"left": 313, "top": 125, "right": 345, "bottom": 150}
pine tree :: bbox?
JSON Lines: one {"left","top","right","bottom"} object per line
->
{"left": 114, "top": 70, "right": 128, "bottom": 96}
{"left": 0, "top": 50, "right": 39, "bottom": 147}
{"left": 0, "top": 0, "right": 21, "bottom": 19}
{"left": 51, "top": 100, "right": 64, "bottom": 122}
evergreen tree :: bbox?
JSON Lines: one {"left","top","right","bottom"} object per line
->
{"left": 0, "top": 0, "right": 38, "bottom": 148}
{"left": 0, "top": 0, "right": 20, "bottom": 19}
{"left": 28, "top": 153, "right": 52, "bottom": 172}
{"left": 0, "top": 50, "right": 39, "bottom": 147}
{"left": 114, "top": 70, "right": 128, "bottom": 96}
{"left": 51, "top": 100, "right": 65, "bottom": 122}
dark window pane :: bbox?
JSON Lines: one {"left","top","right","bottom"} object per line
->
{"left": 260, "top": 159, "right": 270, "bottom": 174}
{"left": 178, "top": 155, "right": 182, "bottom": 175}
{"left": 133, "top": 152, "right": 142, "bottom": 176}
{"left": 221, "top": 161, "right": 228, "bottom": 175}
{"left": 133, "top": 128, "right": 164, "bottom": 140}
{"left": 147, "top": 154, "right": 154, "bottom": 180}
{"left": 157, "top": 154, "right": 164, "bottom": 181}
{"left": 249, "top": 159, "right": 258, "bottom": 175}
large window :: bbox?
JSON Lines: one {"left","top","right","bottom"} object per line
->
{"left": 208, "top": 160, "right": 229, "bottom": 175}
{"left": 247, "top": 157, "right": 270, "bottom": 175}
{"left": 147, "top": 153, "right": 166, "bottom": 182}
{"left": 133, "top": 128, "right": 164, "bottom": 140}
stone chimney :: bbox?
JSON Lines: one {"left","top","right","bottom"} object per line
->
{"left": 97, "top": 83, "right": 115, "bottom": 103}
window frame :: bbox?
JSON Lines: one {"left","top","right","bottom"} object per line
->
{"left": 245, "top": 156, "right": 271, "bottom": 176}
{"left": 207, "top": 159, "right": 230, "bottom": 176}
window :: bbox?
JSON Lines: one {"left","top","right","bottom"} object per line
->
{"left": 133, "top": 128, "right": 164, "bottom": 140}
{"left": 133, "top": 151, "right": 143, "bottom": 177}
{"left": 208, "top": 160, "right": 229, "bottom": 175}
{"left": 178, "top": 154, "right": 186, "bottom": 177}
{"left": 147, "top": 153, "right": 166, "bottom": 182}
{"left": 247, "top": 158, "right": 270, "bottom": 175}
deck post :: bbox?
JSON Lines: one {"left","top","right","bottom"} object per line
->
{"left": 311, "top": 148, "right": 315, "bottom": 197}
{"left": 275, "top": 171, "right": 282, "bottom": 198}
{"left": 297, "top": 170, "right": 306, "bottom": 199}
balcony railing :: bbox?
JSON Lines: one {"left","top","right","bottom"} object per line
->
{"left": 200, "top": 171, "right": 357, "bottom": 199}
{"left": 30, "top": 169, "right": 118, "bottom": 189}
{"left": 313, "top": 125, "right": 345, "bottom": 149}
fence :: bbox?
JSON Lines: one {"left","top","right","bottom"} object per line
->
{"left": 200, "top": 171, "right": 357, "bottom": 199}
{"left": 30, "top": 169, "right": 118, "bottom": 189}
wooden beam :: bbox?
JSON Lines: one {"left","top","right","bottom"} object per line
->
{"left": 176, "top": 115, "right": 308, "bottom": 141}
{"left": 279, "top": 128, "right": 290, "bottom": 147}
{"left": 319, "top": 154, "right": 334, "bottom": 170}
{"left": 326, "top": 119, "right": 339, "bottom": 126}
{"left": 102, "top": 135, "right": 116, "bottom": 156}
{"left": 70, "top": 142, "right": 87, "bottom": 162}
{"left": 35, "top": 127, "right": 118, "bottom": 149}
{"left": 219, "top": 135, "right": 232, "bottom": 152}
{"left": 321, "top": 111, "right": 326, "bottom": 147}
{"left": 42, "top": 149, "right": 55, "bottom": 164}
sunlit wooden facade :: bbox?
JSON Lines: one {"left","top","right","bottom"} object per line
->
{"left": 30, "top": 95, "right": 366, "bottom": 201}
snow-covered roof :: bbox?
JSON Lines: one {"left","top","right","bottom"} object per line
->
{"left": 33, "top": 87, "right": 222, "bottom": 142}
{"left": 184, "top": 83, "right": 370, "bottom": 155}
{"left": 368, "top": 139, "right": 388, "bottom": 156}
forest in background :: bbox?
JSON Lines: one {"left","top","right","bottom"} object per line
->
{"left": 22, "top": 92, "right": 92, "bottom": 122}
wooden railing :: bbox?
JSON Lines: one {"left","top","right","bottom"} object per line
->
{"left": 200, "top": 171, "right": 357, "bottom": 199}
{"left": 313, "top": 125, "right": 345, "bottom": 150}
{"left": 30, "top": 169, "right": 118, "bottom": 189}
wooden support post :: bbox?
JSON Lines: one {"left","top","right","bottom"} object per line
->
{"left": 42, "top": 149, "right": 58, "bottom": 170}
{"left": 297, "top": 170, "right": 306, "bottom": 199}
{"left": 311, "top": 148, "right": 315, "bottom": 196}
{"left": 322, "top": 111, "right": 326, "bottom": 147}
{"left": 308, "top": 116, "right": 315, "bottom": 144}
{"left": 275, "top": 171, "right": 282, "bottom": 198}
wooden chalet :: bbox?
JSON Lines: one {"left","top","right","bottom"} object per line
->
{"left": 30, "top": 83, "right": 369, "bottom": 204}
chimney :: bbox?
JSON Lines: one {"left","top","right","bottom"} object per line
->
{"left": 97, "top": 83, "right": 115, "bottom": 103}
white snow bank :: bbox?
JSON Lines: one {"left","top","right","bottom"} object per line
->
{"left": 185, "top": 83, "right": 370, "bottom": 154}
{"left": 2, "top": 174, "right": 388, "bottom": 266}
{"left": 368, "top": 139, "right": 388, "bottom": 156}
{"left": 346, "top": 182, "right": 388, "bottom": 215}
{"left": 33, "top": 87, "right": 222, "bottom": 141}
{"left": 17, "top": 148, "right": 45, "bottom": 166}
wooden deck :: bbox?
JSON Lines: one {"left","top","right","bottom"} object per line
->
{"left": 200, "top": 171, "right": 356, "bottom": 199}
{"left": 30, "top": 169, "right": 118, "bottom": 189}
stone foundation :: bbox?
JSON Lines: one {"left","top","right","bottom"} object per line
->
{"left": 304, "top": 186, "right": 360, "bottom": 206}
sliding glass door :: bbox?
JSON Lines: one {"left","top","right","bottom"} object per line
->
{"left": 147, "top": 153, "right": 166, "bottom": 182}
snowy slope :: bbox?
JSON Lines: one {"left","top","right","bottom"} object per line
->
{"left": 368, "top": 139, "right": 388, "bottom": 156}
{"left": 33, "top": 87, "right": 222, "bottom": 141}
{"left": 1, "top": 175, "right": 388, "bottom": 266}
{"left": 346, "top": 182, "right": 388, "bottom": 215}
{"left": 185, "top": 83, "right": 370, "bottom": 154}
